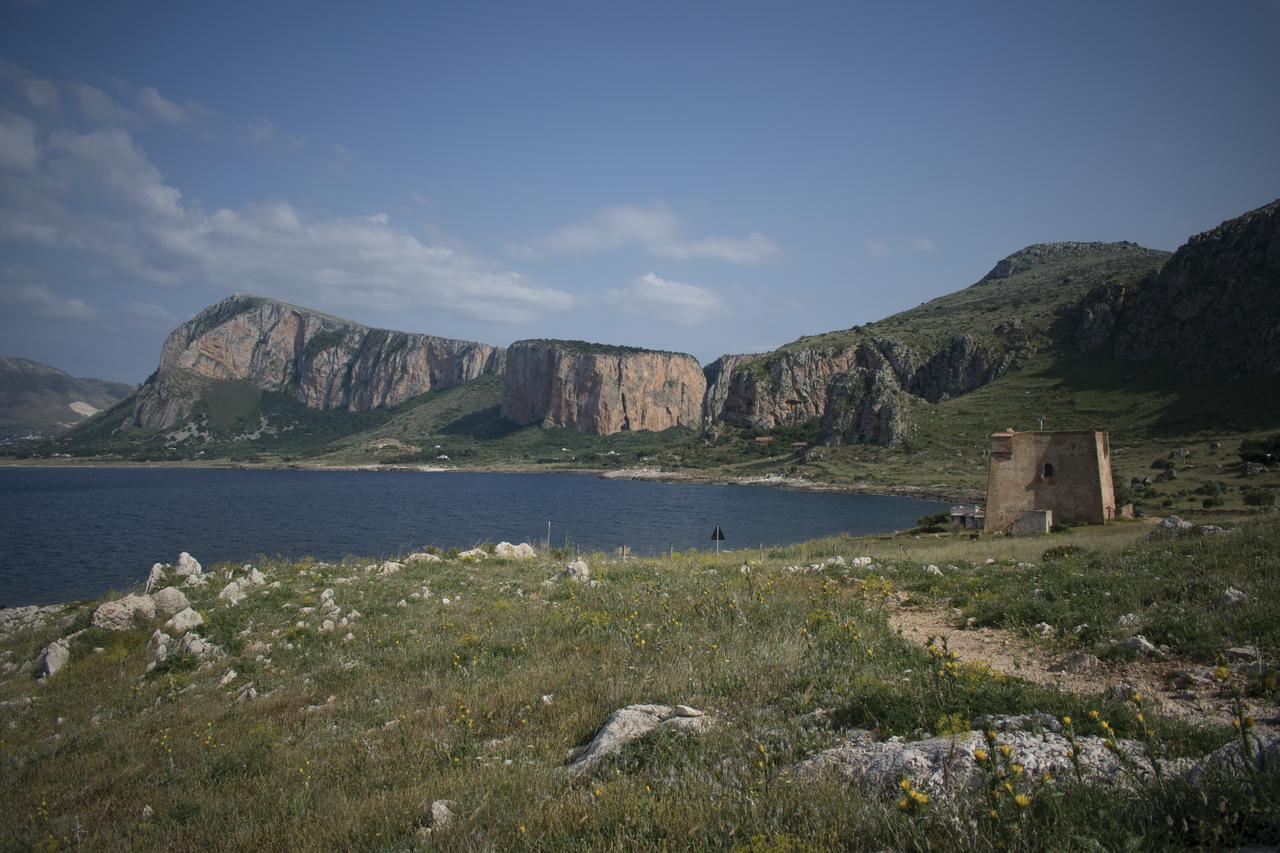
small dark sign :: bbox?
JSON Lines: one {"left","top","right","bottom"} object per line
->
{"left": 710, "top": 526, "right": 725, "bottom": 541}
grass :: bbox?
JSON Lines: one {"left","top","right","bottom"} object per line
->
{"left": 2, "top": 513, "right": 1277, "bottom": 850}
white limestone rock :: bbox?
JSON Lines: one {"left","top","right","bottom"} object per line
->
{"left": 164, "top": 607, "right": 203, "bottom": 636}
{"left": 493, "top": 542, "right": 537, "bottom": 560}
{"left": 458, "top": 548, "right": 488, "bottom": 561}
{"left": 37, "top": 638, "right": 71, "bottom": 678}
{"left": 558, "top": 560, "right": 591, "bottom": 583}
{"left": 144, "top": 563, "right": 167, "bottom": 593}
{"left": 218, "top": 581, "right": 246, "bottom": 606}
{"left": 566, "top": 704, "right": 712, "bottom": 772}
{"left": 175, "top": 552, "right": 202, "bottom": 577}
{"left": 152, "top": 586, "right": 190, "bottom": 619}
{"left": 92, "top": 594, "right": 156, "bottom": 631}
{"left": 405, "top": 552, "right": 442, "bottom": 563}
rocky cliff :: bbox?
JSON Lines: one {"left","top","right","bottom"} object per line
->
{"left": 130, "top": 294, "right": 504, "bottom": 430}
{"left": 1106, "top": 199, "right": 1280, "bottom": 376}
{"left": 0, "top": 357, "right": 133, "bottom": 439}
{"left": 501, "top": 340, "right": 705, "bottom": 435}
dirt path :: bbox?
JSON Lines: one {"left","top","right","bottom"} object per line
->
{"left": 888, "top": 599, "right": 1278, "bottom": 732}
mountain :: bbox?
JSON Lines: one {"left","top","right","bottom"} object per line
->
{"left": 39, "top": 199, "right": 1280, "bottom": 509}
{"left": 105, "top": 294, "right": 505, "bottom": 436}
{"left": 0, "top": 357, "right": 133, "bottom": 440}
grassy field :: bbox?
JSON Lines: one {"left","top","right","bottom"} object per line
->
{"left": 2, "top": 513, "right": 1277, "bottom": 850}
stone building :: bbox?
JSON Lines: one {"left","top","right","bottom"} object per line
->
{"left": 985, "top": 430, "right": 1119, "bottom": 532}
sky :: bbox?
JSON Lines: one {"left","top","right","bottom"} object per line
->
{"left": 1, "top": 1, "right": 1277, "bottom": 383}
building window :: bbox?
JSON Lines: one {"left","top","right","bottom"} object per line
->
{"left": 1043, "top": 463, "right": 1055, "bottom": 480}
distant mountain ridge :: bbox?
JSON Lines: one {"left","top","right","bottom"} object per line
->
{"left": 42, "top": 197, "right": 1280, "bottom": 466}
{"left": 0, "top": 357, "right": 133, "bottom": 440}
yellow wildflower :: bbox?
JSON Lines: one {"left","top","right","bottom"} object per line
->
{"left": 973, "top": 749, "right": 988, "bottom": 762}
{"left": 1014, "top": 793, "right": 1031, "bottom": 808}
{"left": 1061, "top": 715, "right": 1072, "bottom": 726}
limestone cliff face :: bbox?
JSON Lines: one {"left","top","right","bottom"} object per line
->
{"left": 701, "top": 353, "right": 763, "bottom": 424}
{"left": 716, "top": 334, "right": 1012, "bottom": 441}
{"left": 501, "top": 341, "right": 705, "bottom": 435}
{"left": 132, "top": 294, "right": 504, "bottom": 430}
{"left": 1109, "top": 199, "right": 1280, "bottom": 376}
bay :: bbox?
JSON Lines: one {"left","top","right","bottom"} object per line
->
{"left": 0, "top": 467, "right": 947, "bottom": 605}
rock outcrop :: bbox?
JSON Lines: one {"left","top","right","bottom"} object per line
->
{"left": 1109, "top": 199, "right": 1280, "bottom": 377}
{"left": 501, "top": 341, "right": 705, "bottom": 435}
{"left": 819, "top": 364, "right": 913, "bottom": 447}
{"left": 129, "top": 294, "right": 505, "bottom": 430}
{"left": 701, "top": 353, "right": 763, "bottom": 424}
{"left": 566, "top": 704, "right": 710, "bottom": 773}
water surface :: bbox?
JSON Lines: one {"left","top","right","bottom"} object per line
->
{"left": 0, "top": 467, "right": 946, "bottom": 605}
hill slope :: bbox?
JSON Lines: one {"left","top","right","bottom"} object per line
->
{"left": 0, "top": 357, "right": 133, "bottom": 440}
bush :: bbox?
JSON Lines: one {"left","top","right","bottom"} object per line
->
{"left": 1202, "top": 497, "right": 1224, "bottom": 509}
{"left": 1243, "top": 488, "right": 1276, "bottom": 507}
{"left": 1042, "top": 545, "right": 1085, "bottom": 561}
{"left": 1239, "top": 433, "right": 1280, "bottom": 464}
{"left": 1151, "top": 458, "right": 1174, "bottom": 470}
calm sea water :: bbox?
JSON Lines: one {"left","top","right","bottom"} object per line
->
{"left": 0, "top": 467, "right": 946, "bottom": 606}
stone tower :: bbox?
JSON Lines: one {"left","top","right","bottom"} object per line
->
{"left": 985, "top": 430, "right": 1118, "bottom": 532}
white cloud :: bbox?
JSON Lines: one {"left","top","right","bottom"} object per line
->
{"left": 524, "top": 202, "right": 681, "bottom": 255}
{"left": 0, "top": 279, "right": 97, "bottom": 322}
{"left": 910, "top": 237, "right": 936, "bottom": 253}
{"left": 654, "top": 232, "right": 780, "bottom": 264}
{"left": 71, "top": 84, "right": 139, "bottom": 126}
{"left": 247, "top": 117, "right": 305, "bottom": 149}
{"left": 521, "top": 202, "right": 779, "bottom": 264}
{"left": 0, "top": 58, "right": 60, "bottom": 111}
{"left": 0, "top": 125, "right": 574, "bottom": 323}
{"left": 603, "top": 273, "right": 727, "bottom": 325}
{"left": 136, "top": 86, "right": 188, "bottom": 123}
{"left": 864, "top": 239, "right": 890, "bottom": 257}
{"left": 0, "top": 112, "right": 39, "bottom": 171}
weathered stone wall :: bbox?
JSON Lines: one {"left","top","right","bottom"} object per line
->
{"left": 985, "top": 431, "right": 1116, "bottom": 532}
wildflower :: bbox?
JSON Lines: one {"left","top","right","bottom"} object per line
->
{"left": 1061, "top": 715, "right": 1072, "bottom": 726}
{"left": 899, "top": 778, "right": 912, "bottom": 791}
{"left": 910, "top": 790, "right": 929, "bottom": 805}
{"left": 998, "top": 744, "right": 1012, "bottom": 758}
{"left": 990, "top": 809, "right": 999, "bottom": 819}
{"left": 897, "top": 797, "right": 910, "bottom": 811}
{"left": 973, "top": 749, "right": 988, "bottom": 762}
{"left": 1088, "top": 709, "right": 1099, "bottom": 720}
{"left": 1131, "top": 692, "right": 1142, "bottom": 703}
{"left": 1011, "top": 763, "right": 1024, "bottom": 775}
{"left": 518, "top": 825, "right": 527, "bottom": 835}
{"left": 1002, "top": 782, "right": 1014, "bottom": 794}
{"left": 1014, "top": 793, "right": 1031, "bottom": 808}
{"left": 1214, "top": 665, "right": 1231, "bottom": 681}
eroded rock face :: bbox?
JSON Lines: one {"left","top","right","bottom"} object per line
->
{"left": 130, "top": 294, "right": 505, "bottom": 430}
{"left": 819, "top": 364, "right": 912, "bottom": 447}
{"left": 501, "top": 341, "right": 705, "bottom": 435}
{"left": 1111, "top": 199, "right": 1280, "bottom": 377}
{"left": 701, "top": 353, "right": 763, "bottom": 424}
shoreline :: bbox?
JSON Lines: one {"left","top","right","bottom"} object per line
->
{"left": 0, "top": 456, "right": 977, "bottom": 504}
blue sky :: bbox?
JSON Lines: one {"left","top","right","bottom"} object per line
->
{"left": 1, "top": 1, "right": 1277, "bottom": 382}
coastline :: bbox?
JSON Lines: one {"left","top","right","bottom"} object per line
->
{"left": 0, "top": 456, "right": 978, "bottom": 504}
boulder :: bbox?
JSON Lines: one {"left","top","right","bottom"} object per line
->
{"left": 1123, "top": 634, "right": 1162, "bottom": 656}
{"left": 458, "top": 548, "right": 488, "bottom": 561}
{"left": 566, "top": 704, "right": 711, "bottom": 773}
{"left": 793, "top": 728, "right": 1144, "bottom": 803}
{"left": 1218, "top": 587, "right": 1248, "bottom": 606}
{"left": 152, "top": 587, "right": 190, "bottom": 618}
{"left": 164, "top": 607, "right": 203, "bottom": 636}
{"left": 379, "top": 560, "right": 403, "bottom": 575}
{"left": 405, "top": 552, "right": 442, "bottom": 563}
{"left": 175, "top": 552, "right": 202, "bottom": 577}
{"left": 1151, "top": 515, "right": 1193, "bottom": 536}
{"left": 1156, "top": 468, "right": 1177, "bottom": 482}
{"left": 218, "top": 581, "right": 246, "bottom": 606}
{"left": 92, "top": 594, "right": 156, "bottom": 631}
{"left": 558, "top": 560, "right": 591, "bottom": 582}
{"left": 1118, "top": 612, "right": 1142, "bottom": 628}
{"left": 144, "top": 563, "right": 167, "bottom": 593}
{"left": 1243, "top": 462, "right": 1268, "bottom": 477}
{"left": 245, "top": 567, "right": 266, "bottom": 586}
{"left": 37, "top": 638, "right": 71, "bottom": 678}
{"left": 493, "top": 542, "right": 537, "bottom": 560}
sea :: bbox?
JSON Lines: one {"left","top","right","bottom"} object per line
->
{"left": 0, "top": 467, "right": 947, "bottom": 606}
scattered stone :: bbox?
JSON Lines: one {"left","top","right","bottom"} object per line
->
{"left": 342, "top": 632, "right": 355, "bottom": 643}
{"left": 218, "top": 582, "right": 246, "bottom": 606}
{"left": 246, "top": 567, "right": 267, "bottom": 586}
{"left": 1151, "top": 515, "right": 1193, "bottom": 536}
{"left": 1118, "top": 612, "right": 1141, "bottom": 628}
{"left": 1123, "top": 635, "right": 1162, "bottom": 657}
{"left": 152, "top": 587, "right": 190, "bottom": 618}
{"left": 321, "top": 620, "right": 335, "bottom": 632}
{"left": 405, "top": 552, "right": 442, "bottom": 564}
{"left": 219, "top": 668, "right": 237, "bottom": 686}
{"left": 144, "top": 563, "right": 167, "bottom": 593}
{"left": 164, "top": 607, "right": 203, "bottom": 636}
{"left": 418, "top": 799, "right": 456, "bottom": 836}
{"left": 1225, "top": 646, "right": 1261, "bottom": 662}
{"left": 923, "top": 564, "right": 943, "bottom": 577}
{"left": 92, "top": 594, "right": 156, "bottom": 631}
{"left": 1169, "top": 668, "right": 1215, "bottom": 689}
{"left": 1106, "top": 683, "right": 1140, "bottom": 702}
{"left": 541, "top": 693, "right": 554, "bottom": 705}
{"left": 177, "top": 633, "right": 221, "bottom": 660}
{"left": 141, "top": 805, "right": 153, "bottom": 821}
{"left": 493, "top": 541, "right": 537, "bottom": 560}
{"left": 1243, "top": 462, "right": 1268, "bottom": 477}
{"left": 1048, "top": 652, "right": 1102, "bottom": 674}
{"left": 37, "top": 638, "right": 71, "bottom": 678}
{"left": 558, "top": 560, "right": 591, "bottom": 583}
{"left": 458, "top": 548, "right": 488, "bottom": 561}
{"left": 379, "top": 561, "right": 403, "bottom": 575}
{"left": 1033, "top": 622, "right": 1054, "bottom": 638}
{"left": 1156, "top": 468, "right": 1177, "bottom": 482}
{"left": 1219, "top": 587, "right": 1248, "bottom": 607}
{"left": 566, "top": 704, "right": 712, "bottom": 772}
